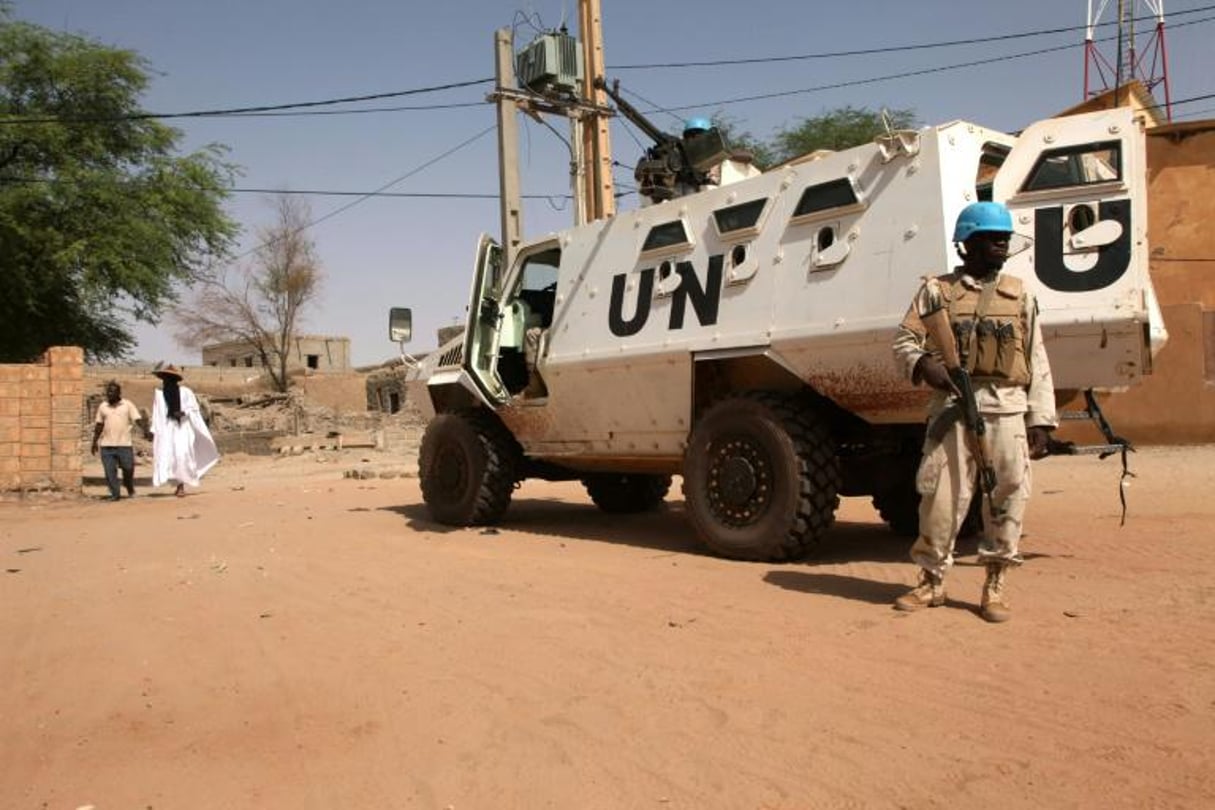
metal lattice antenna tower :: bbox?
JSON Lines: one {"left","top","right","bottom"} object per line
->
{"left": 1085, "top": 0, "right": 1172, "bottom": 120}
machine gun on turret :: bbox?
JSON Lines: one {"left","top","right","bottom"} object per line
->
{"left": 596, "top": 78, "right": 731, "bottom": 203}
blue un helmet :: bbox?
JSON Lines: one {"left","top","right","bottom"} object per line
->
{"left": 683, "top": 117, "right": 712, "bottom": 137}
{"left": 952, "top": 201, "right": 1014, "bottom": 242}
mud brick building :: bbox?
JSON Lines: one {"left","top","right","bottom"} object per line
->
{"left": 202, "top": 334, "right": 351, "bottom": 373}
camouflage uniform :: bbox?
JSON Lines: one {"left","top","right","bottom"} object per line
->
{"left": 892, "top": 270, "right": 1057, "bottom": 580}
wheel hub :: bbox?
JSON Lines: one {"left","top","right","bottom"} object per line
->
{"left": 706, "top": 437, "right": 771, "bottom": 527}
{"left": 718, "top": 456, "right": 757, "bottom": 507}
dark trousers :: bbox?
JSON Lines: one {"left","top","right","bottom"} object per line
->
{"left": 100, "top": 446, "right": 135, "bottom": 499}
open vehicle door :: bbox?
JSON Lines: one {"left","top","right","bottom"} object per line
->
{"left": 463, "top": 233, "right": 511, "bottom": 404}
{"left": 994, "top": 107, "right": 1164, "bottom": 389}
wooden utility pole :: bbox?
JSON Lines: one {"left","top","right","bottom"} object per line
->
{"left": 579, "top": 0, "right": 615, "bottom": 220}
{"left": 494, "top": 27, "right": 523, "bottom": 267}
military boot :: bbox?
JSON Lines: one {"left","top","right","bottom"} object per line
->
{"left": 894, "top": 570, "right": 945, "bottom": 611}
{"left": 981, "top": 564, "right": 1012, "bottom": 623}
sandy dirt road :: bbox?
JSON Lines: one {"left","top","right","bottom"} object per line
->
{"left": 2, "top": 446, "right": 1213, "bottom": 810}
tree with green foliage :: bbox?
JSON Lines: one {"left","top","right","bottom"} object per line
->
{"left": 0, "top": 9, "right": 237, "bottom": 362}
{"left": 769, "top": 105, "right": 917, "bottom": 165}
{"left": 710, "top": 114, "right": 777, "bottom": 170}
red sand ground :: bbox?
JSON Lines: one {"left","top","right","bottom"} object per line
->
{"left": 2, "top": 446, "right": 1213, "bottom": 809}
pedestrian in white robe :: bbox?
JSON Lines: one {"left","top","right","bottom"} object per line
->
{"left": 151, "top": 364, "right": 219, "bottom": 496}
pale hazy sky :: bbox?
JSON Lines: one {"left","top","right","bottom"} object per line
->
{"left": 12, "top": 0, "right": 1214, "bottom": 365}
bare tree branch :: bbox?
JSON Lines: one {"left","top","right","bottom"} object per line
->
{"left": 172, "top": 194, "right": 322, "bottom": 392}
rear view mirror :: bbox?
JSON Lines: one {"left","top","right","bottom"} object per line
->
{"left": 388, "top": 307, "right": 413, "bottom": 343}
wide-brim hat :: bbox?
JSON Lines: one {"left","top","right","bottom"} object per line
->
{"left": 154, "top": 363, "right": 184, "bottom": 380}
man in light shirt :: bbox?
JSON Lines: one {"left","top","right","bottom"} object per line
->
{"left": 91, "top": 381, "right": 142, "bottom": 501}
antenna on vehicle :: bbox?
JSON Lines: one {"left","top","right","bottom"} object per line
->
{"left": 874, "top": 108, "right": 920, "bottom": 163}
{"left": 880, "top": 108, "right": 896, "bottom": 138}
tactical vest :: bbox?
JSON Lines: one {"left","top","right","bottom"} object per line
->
{"left": 939, "top": 273, "right": 1031, "bottom": 385}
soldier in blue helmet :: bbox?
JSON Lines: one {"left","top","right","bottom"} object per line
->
{"left": 891, "top": 201, "right": 1057, "bottom": 623}
{"left": 683, "top": 117, "right": 712, "bottom": 138}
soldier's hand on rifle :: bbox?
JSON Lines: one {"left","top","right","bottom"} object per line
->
{"left": 1027, "top": 426, "right": 1052, "bottom": 460}
{"left": 915, "top": 355, "right": 961, "bottom": 397}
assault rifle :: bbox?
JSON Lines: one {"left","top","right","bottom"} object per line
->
{"left": 919, "top": 284, "right": 1000, "bottom": 514}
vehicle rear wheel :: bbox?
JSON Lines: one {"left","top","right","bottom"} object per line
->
{"left": 683, "top": 393, "right": 840, "bottom": 561}
{"left": 418, "top": 409, "right": 519, "bottom": 525}
{"left": 873, "top": 480, "right": 920, "bottom": 537}
{"left": 873, "top": 463, "right": 984, "bottom": 539}
{"left": 582, "top": 473, "right": 671, "bottom": 514}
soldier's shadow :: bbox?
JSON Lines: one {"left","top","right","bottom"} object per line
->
{"left": 764, "top": 570, "right": 906, "bottom": 605}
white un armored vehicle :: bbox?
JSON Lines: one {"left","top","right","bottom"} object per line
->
{"left": 391, "top": 104, "right": 1164, "bottom": 562}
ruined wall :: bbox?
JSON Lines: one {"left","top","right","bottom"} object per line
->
{"left": 295, "top": 372, "right": 370, "bottom": 413}
{"left": 366, "top": 365, "right": 408, "bottom": 413}
{"left": 0, "top": 347, "right": 84, "bottom": 492}
{"left": 86, "top": 365, "right": 275, "bottom": 402}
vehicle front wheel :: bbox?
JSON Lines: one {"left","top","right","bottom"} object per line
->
{"left": 418, "top": 409, "right": 519, "bottom": 525}
{"left": 683, "top": 393, "right": 840, "bottom": 562}
{"left": 582, "top": 473, "right": 671, "bottom": 513}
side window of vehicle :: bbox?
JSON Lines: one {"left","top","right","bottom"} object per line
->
{"left": 975, "top": 143, "right": 1010, "bottom": 202}
{"left": 1022, "top": 141, "right": 1121, "bottom": 192}
{"left": 516, "top": 247, "right": 561, "bottom": 328}
{"left": 790, "top": 178, "right": 859, "bottom": 220}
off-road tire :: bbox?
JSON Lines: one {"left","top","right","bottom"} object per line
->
{"left": 418, "top": 409, "right": 520, "bottom": 526}
{"left": 873, "top": 484, "right": 920, "bottom": 538}
{"left": 683, "top": 392, "right": 840, "bottom": 561}
{"left": 582, "top": 473, "right": 672, "bottom": 514}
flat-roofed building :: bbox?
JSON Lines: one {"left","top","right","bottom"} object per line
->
{"left": 202, "top": 335, "right": 351, "bottom": 373}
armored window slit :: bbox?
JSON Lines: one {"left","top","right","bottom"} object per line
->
{"left": 712, "top": 198, "right": 768, "bottom": 238}
{"left": 1022, "top": 141, "right": 1122, "bottom": 192}
{"left": 642, "top": 221, "right": 691, "bottom": 253}
{"left": 792, "top": 178, "right": 859, "bottom": 218}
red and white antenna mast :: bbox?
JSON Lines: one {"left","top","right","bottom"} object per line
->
{"left": 1084, "top": 0, "right": 1172, "bottom": 120}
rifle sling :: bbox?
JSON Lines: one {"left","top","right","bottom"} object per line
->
{"left": 926, "top": 405, "right": 962, "bottom": 443}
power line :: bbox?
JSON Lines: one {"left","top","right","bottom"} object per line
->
{"left": 218, "top": 101, "right": 486, "bottom": 118}
{"left": 609, "top": 3, "right": 1215, "bottom": 70}
{"left": 646, "top": 15, "right": 1215, "bottom": 114}
{"left": 234, "top": 188, "right": 567, "bottom": 200}
{"left": 11, "top": 84, "right": 1210, "bottom": 198}
{"left": 4, "top": 7, "right": 1211, "bottom": 127}
{"left": 231, "top": 124, "right": 497, "bottom": 261}
{"left": 664, "top": 42, "right": 1079, "bottom": 112}
{"left": 619, "top": 86, "right": 685, "bottom": 129}
{"left": 1169, "top": 91, "right": 1215, "bottom": 107}
{"left": 0, "top": 77, "right": 492, "bottom": 126}
{"left": 0, "top": 177, "right": 574, "bottom": 201}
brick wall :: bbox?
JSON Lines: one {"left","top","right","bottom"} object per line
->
{"left": 0, "top": 347, "right": 84, "bottom": 492}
